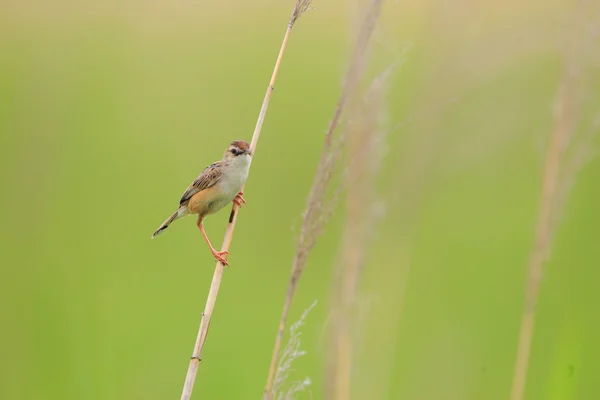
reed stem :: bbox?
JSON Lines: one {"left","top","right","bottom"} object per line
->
{"left": 180, "top": 2, "right": 311, "bottom": 398}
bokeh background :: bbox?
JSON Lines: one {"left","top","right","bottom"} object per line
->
{"left": 1, "top": 0, "right": 600, "bottom": 399}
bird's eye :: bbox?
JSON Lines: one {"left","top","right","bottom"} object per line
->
{"left": 230, "top": 148, "right": 238, "bottom": 155}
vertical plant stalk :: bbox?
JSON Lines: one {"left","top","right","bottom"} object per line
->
{"left": 508, "top": 3, "right": 591, "bottom": 399}
{"left": 508, "top": 80, "right": 571, "bottom": 400}
{"left": 327, "top": 58, "right": 390, "bottom": 400}
{"left": 262, "top": 94, "right": 341, "bottom": 400}
{"left": 180, "top": 2, "right": 312, "bottom": 399}
{"left": 263, "top": 1, "right": 383, "bottom": 399}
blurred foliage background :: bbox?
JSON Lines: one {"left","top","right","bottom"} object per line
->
{"left": 1, "top": 0, "right": 600, "bottom": 399}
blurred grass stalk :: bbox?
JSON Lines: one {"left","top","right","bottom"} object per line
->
{"left": 325, "top": 1, "right": 389, "bottom": 399}
{"left": 509, "top": 65, "right": 573, "bottom": 400}
{"left": 326, "top": 71, "right": 391, "bottom": 399}
{"left": 509, "top": 2, "right": 594, "bottom": 399}
{"left": 263, "top": 0, "right": 385, "bottom": 399}
{"left": 179, "top": 1, "right": 312, "bottom": 399}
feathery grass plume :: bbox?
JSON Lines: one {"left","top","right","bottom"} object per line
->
{"left": 509, "top": 2, "right": 599, "bottom": 399}
{"left": 325, "top": 54, "right": 392, "bottom": 400}
{"left": 272, "top": 300, "right": 317, "bottom": 400}
{"left": 179, "top": 2, "right": 312, "bottom": 399}
{"left": 262, "top": 1, "right": 384, "bottom": 398}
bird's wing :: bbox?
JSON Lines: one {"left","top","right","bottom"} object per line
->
{"left": 179, "top": 162, "right": 224, "bottom": 206}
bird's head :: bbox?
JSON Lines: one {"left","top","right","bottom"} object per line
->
{"left": 224, "top": 140, "right": 252, "bottom": 161}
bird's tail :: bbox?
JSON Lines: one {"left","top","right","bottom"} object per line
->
{"left": 151, "top": 207, "right": 187, "bottom": 239}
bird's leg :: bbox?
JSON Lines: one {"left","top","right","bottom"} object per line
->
{"left": 197, "top": 218, "right": 229, "bottom": 266}
{"left": 232, "top": 191, "right": 246, "bottom": 207}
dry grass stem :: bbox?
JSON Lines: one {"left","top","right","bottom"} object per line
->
{"left": 508, "top": 3, "right": 597, "bottom": 399}
{"left": 263, "top": 1, "right": 385, "bottom": 399}
{"left": 508, "top": 72, "right": 573, "bottom": 400}
{"left": 179, "top": 2, "right": 311, "bottom": 399}
{"left": 262, "top": 1, "right": 384, "bottom": 398}
{"left": 326, "top": 53, "right": 391, "bottom": 400}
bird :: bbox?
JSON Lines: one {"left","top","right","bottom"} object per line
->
{"left": 151, "top": 140, "right": 252, "bottom": 266}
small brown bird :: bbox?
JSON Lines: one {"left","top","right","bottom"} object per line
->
{"left": 152, "top": 140, "right": 252, "bottom": 265}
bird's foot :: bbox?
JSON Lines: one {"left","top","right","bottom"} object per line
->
{"left": 233, "top": 191, "right": 246, "bottom": 207}
{"left": 211, "top": 249, "right": 229, "bottom": 266}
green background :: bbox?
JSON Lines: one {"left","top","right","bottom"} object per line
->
{"left": 1, "top": 0, "right": 599, "bottom": 399}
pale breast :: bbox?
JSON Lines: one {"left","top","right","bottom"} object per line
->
{"left": 206, "top": 155, "right": 250, "bottom": 214}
